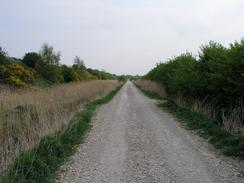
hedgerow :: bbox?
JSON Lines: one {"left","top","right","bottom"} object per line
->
{"left": 145, "top": 39, "right": 244, "bottom": 134}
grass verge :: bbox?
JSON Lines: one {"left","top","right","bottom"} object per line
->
{"left": 135, "top": 83, "right": 244, "bottom": 159}
{"left": 0, "top": 84, "right": 123, "bottom": 183}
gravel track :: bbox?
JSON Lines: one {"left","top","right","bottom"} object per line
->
{"left": 57, "top": 81, "right": 243, "bottom": 183}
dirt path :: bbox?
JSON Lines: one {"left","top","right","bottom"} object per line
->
{"left": 57, "top": 81, "right": 243, "bottom": 183}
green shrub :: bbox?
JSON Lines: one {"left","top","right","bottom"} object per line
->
{"left": 34, "top": 43, "right": 65, "bottom": 83}
{"left": 87, "top": 68, "right": 115, "bottom": 80}
{"left": 61, "top": 65, "right": 80, "bottom": 82}
{"left": 0, "top": 46, "right": 8, "bottom": 65}
{"left": 36, "top": 62, "right": 63, "bottom": 83}
{"left": 145, "top": 39, "right": 244, "bottom": 110}
{"left": 145, "top": 39, "right": 244, "bottom": 134}
{"left": 0, "top": 65, "right": 7, "bottom": 79}
{"left": 22, "top": 52, "right": 42, "bottom": 68}
{"left": 0, "top": 64, "right": 35, "bottom": 87}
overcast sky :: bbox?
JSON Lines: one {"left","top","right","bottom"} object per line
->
{"left": 1, "top": 0, "right": 244, "bottom": 75}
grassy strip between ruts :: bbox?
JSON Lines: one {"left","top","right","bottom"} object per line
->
{"left": 0, "top": 84, "right": 123, "bottom": 183}
{"left": 134, "top": 83, "right": 244, "bottom": 159}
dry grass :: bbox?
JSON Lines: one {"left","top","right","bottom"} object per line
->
{"left": 134, "top": 80, "right": 243, "bottom": 136}
{"left": 222, "top": 102, "right": 244, "bottom": 135}
{"left": 0, "top": 80, "right": 119, "bottom": 173}
{"left": 174, "top": 96, "right": 244, "bottom": 136}
{"left": 134, "top": 80, "right": 167, "bottom": 98}
{"left": 174, "top": 96, "right": 218, "bottom": 119}
{"left": 0, "top": 84, "right": 17, "bottom": 95}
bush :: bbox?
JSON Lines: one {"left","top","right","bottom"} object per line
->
{"left": 35, "top": 43, "right": 64, "bottom": 83}
{"left": 146, "top": 40, "right": 244, "bottom": 110}
{"left": 36, "top": 62, "right": 63, "bottom": 83}
{"left": 0, "top": 46, "right": 8, "bottom": 65}
{"left": 61, "top": 65, "right": 80, "bottom": 82}
{"left": 22, "top": 52, "right": 42, "bottom": 68}
{"left": 72, "top": 56, "right": 89, "bottom": 80}
{"left": 0, "top": 65, "right": 7, "bottom": 78}
{"left": 7, "top": 76, "right": 26, "bottom": 87}
{"left": 0, "top": 43, "right": 118, "bottom": 86}
{"left": 145, "top": 39, "right": 244, "bottom": 132}
{"left": 7, "top": 64, "right": 35, "bottom": 81}
{"left": 0, "top": 64, "right": 35, "bottom": 87}
{"left": 87, "top": 68, "right": 115, "bottom": 80}
{"left": 87, "top": 74, "right": 98, "bottom": 80}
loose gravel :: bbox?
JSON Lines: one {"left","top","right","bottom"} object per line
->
{"left": 57, "top": 82, "right": 244, "bottom": 183}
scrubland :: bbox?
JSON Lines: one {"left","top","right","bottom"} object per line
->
{"left": 0, "top": 80, "right": 119, "bottom": 173}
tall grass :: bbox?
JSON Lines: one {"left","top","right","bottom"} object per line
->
{"left": 133, "top": 80, "right": 167, "bottom": 98}
{"left": 0, "top": 84, "right": 123, "bottom": 183}
{"left": 222, "top": 102, "right": 244, "bottom": 135}
{"left": 174, "top": 96, "right": 244, "bottom": 136}
{"left": 135, "top": 81, "right": 244, "bottom": 158}
{"left": 135, "top": 80, "right": 244, "bottom": 136}
{"left": 0, "top": 80, "right": 119, "bottom": 174}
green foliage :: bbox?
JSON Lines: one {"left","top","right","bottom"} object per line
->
{"left": 198, "top": 41, "right": 235, "bottom": 107}
{"left": 87, "top": 74, "right": 98, "bottom": 80}
{"left": 61, "top": 65, "right": 80, "bottom": 82}
{"left": 72, "top": 56, "right": 88, "bottom": 80}
{"left": 118, "top": 75, "right": 127, "bottom": 82}
{"left": 87, "top": 68, "right": 115, "bottom": 80}
{"left": 30, "top": 78, "right": 53, "bottom": 88}
{"left": 73, "top": 56, "right": 86, "bottom": 72}
{"left": 0, "top": 84, "right": 123, "bottom": 183}
{"left": 0, "top": 46, "right": 9, "bottom": 65}
{"left": 39, "top": 43, "right": 61, "bottom": 65}
{"left": 0, "top": 43, "right": 118, "bottom": 86}
{"left": 0, "top": 65, "right": 7, "bottom": 79}
{"left": 145, "top": 39, "right": 244, "bottom": 110}
{"left": 22, "top": 52, "right": 41, "bottom": 68}
{"left": 0, "top": 64, "right": 35, "bottom": 87}
{"left": 36, "top": 61, "right": 63, "bottom": 83}
{"left": 7, "top": 76, "right": 26, "bottom": 87}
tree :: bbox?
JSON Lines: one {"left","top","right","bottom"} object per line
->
{"left": 72, "top": 56, "right": 87, "bottom": 79}
{"left": 22, "top": 52, "right": 41, "bottom": 68}
{"left": 0, "top": 46, "right": 8, "bottom": 65}
{"left": 36, "top": 61, "right": 63, "bottom": 83}
{"left": 36, "top": 43, "right": 63, "bottom": 83}
{"left": 39, "top": 43, "right": 61, "bottom": 65}
{"left": 73, "top": 56, "right": 86, "bottom": 72}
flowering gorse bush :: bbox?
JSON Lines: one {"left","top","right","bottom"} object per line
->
{"left": 0, "top": 64, "right": 35, "bottom": 87}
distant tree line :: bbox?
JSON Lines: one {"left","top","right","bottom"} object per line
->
{"left": 145, "top": 39, "right": 244, "bottom": 114}
{"left": 0, "top": 43, "right": 117, "bottom": 87}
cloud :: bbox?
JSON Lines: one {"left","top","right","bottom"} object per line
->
{"left": 1, "top": 0, "right": 244, "bottom": 75}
